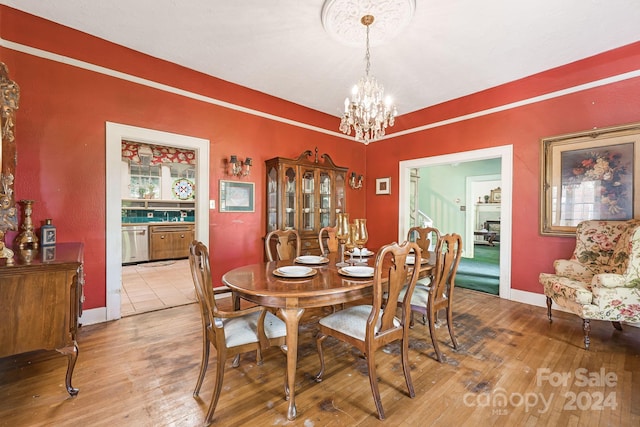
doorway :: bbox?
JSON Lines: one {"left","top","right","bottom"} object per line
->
{"left": 398, "top": 145, "right": 512, "bottom": 299}
{"left": 106, "top": 123, "right": 210, "bottom": 321}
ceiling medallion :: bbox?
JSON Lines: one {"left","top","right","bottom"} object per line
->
{"left": 321, "top": 0, "right": 416, "bottom": 47}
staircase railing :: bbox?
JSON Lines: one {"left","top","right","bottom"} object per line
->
{"left": 417, "top": 209, "right": 433, "bottom": 228}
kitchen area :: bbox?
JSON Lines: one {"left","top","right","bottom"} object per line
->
{"left": 121, "top": 141, "right": 197, "bottom": 316}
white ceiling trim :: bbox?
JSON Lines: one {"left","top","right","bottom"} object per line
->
{"left": 0, "top": 38, "right": 352, "bottom": 141}
{"left": 387, "top": 69, "right": 640, "bottom": 140}
{"left": 3, "top": 37, "right": 639, "bottom": 144}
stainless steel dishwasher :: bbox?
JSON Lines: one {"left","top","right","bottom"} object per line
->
{"left": 122, "top": 225, "right": 149, "bottom": 264}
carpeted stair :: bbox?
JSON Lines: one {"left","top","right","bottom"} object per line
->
{"left": 456, "top": 244, "right": 500, "bottom": 295}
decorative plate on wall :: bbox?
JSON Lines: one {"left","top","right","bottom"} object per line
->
{"left": 173, "top": 178, "right": 194, "bottom": 200}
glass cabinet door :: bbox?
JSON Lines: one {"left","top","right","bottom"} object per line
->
{"left": 284, "top": 167, "right": 296, "bottom": 229}
{"left": 319, "top": 171, "right": 331, "bottom": 228}
{"left": 301, "top": 169, "right": 315, "bottom": 231}
{"left": 267, "top": 167, "right": 278, "bottom": 231}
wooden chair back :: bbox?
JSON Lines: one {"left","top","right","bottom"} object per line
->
{"left": 189, "top": 241, "right": 218, "bottom": 335}
{"left": 373, "top": 242, "right": 422, "bottom": 342}
{"left": 265, "top": 229, "right": 301, "bottom": 261}
{"left": 430, "top": 233, "right": 462, "bottom": 312}
{"left": 407, "top": 226, "right": 441, "bottom": 257}
{"left": 318, "top": 226, "right": 338, "bottom": 254}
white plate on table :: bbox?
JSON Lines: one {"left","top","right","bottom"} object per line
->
{"left": 346, "top": 248, "right": 375, "bottom": 257}
{"left": 406, "top": 255, "right": 428, "bottom": 265}
{"left": 338, "top": 266, "right": 374, "bottom": 278}
{"left": 273, "top": 266, "right": 317, "bottom": 278}
{"left": 295, "top": 255, "right": 329, "bottom": 265}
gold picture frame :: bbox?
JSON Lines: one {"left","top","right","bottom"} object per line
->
{"left": 540, "top": 122, "right": 640, "bottom": 236}
{"left": 490, "top": 187, "right": 501, "bottom": 203}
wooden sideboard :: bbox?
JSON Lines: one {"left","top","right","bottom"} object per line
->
{"left": 0, "top": 242, "right": 84, "bottom": 396}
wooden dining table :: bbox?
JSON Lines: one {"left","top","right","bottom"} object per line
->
{"left": 222, "top": 251, "right": 434, "bottom": 420}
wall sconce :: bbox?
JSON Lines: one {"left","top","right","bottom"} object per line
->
{"left": 228, "top": 155, "right": 252, "bottom": 177}
{"left": 349, "top": 172, "right": 363, "bottom": 189}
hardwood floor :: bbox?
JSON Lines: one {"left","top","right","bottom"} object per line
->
{"left": 1, "top": 289, "right": 638, "bottom": 426}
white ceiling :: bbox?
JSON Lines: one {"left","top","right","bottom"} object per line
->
{"left": 4, "top": 0, "right": 640, "bottom": 118}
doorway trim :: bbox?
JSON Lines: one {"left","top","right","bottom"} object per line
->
{"left": 398, "top": 145, "right": 512, "bottom": 299}
{"left": 104, "top": 122, "right": 210, "bottom": 322}
{"left": 465, "top": 174, "right": 501, "bottom": 258}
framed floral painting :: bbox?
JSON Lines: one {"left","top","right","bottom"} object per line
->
{"left": 540, "top": 122, "right": 640, "bottom": 236}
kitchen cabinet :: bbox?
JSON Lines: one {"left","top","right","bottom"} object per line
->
{"left": 265, "top": 149, "right": 347, "bottom": 255}
{"left": 149, "top": 223, "right": 194, "bottom": 260}
{"left": 0, "top": 243, "right": 84, "bottom": 396}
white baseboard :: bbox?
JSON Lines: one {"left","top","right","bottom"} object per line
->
{"left": 79, "top": 307, "right": 108, "bottom": 326}
{"left": 80, "top": 288, "right": 638, "bottom": 329}
{"left": 79, "top": 292, "right": 230, "bottom": 326}
{"left": 509, "top": 289, "right": 548, "bottom": 308}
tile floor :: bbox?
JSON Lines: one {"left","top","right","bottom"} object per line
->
{"left": 121, "top": 258, "right": 196, "bottom": 316}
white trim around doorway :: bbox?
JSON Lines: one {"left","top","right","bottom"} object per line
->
{"left": 82, "top": 122, "right": 210, "bottom": 325}
{"left": 398, "top": 145, "right": 513, "bottom": 299}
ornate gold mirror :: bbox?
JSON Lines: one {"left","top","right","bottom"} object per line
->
{"left": 0, "top": 62, "right": 20, "bottom": 262}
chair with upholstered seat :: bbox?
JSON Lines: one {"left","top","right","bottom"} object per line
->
{"left": 539, "top": 219, "right": 640, "bottom": 349}
{"left": 315, "top": 241, "right": 422, "bottom": 420}
{"left": 399, "top": 233, "right": 462, "bottom": 362}
{"left": 265, "top": 229, "right": 301, "bottom": 261}
{"left": 189, "top": 241, "right": 287, "bottom": 425}
{"left": 318, "top": 226, "right": 338, "bottom": 255}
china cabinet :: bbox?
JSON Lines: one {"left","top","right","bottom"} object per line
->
{"left": 265, "top": 149, "right": 347, "bottom": 255}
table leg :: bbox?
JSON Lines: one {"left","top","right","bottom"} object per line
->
{"left": 279, "top": 307, "right": 304, "bottom": 421}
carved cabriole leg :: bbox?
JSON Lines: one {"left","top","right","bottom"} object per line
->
{"left": 427, "top": 305, "right": 443, "bottom": 362}
{"left": 546, "top": 297, "right": 553, "bottom": 322}
{"left": 204, "top": 348, "right": 227, "bottom": 426}
{"left": 193, "top": 334, "right": 210, "bottom": 396}
{"left": 367, "top": 347, "right": 385, "bottom": 420}
{"left": 231, "top": 354, "right": 240, "bottom": 368}
{"left": 279, "top": 307, "right": 304, "bottom": 421}
{"left": 612, "top": 321, "right": 623, "bottom": 331}
{"left": 583, "top": 319, "right": 591, "bottom": 350}
{"left": 314, "top": 332, "right": 327, "bottom": 382}
{"left": 401, "top": 324, "right": 415, "bottom": 400}
{"left": 56, "top": 342, "right": 79, "bottom": 396}
{"left": 446, "top": 305, "right": 458, "bottom": 350}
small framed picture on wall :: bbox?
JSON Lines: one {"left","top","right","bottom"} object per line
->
{"left": 376, "top": 177, "right": 391, "bottom": 195}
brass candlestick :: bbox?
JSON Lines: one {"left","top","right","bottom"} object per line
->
{"left": 15, "top": 199, "right": 38, "bottom": 249}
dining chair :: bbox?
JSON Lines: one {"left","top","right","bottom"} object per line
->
{"left": 407, "top": 226, "right": 441, "bottom": 258}
{"left": 398, "top": 233, "right": 462, "bottom": 362}
{"left": 265, "top": 229, "right": 301, "bottom": 261}
{"left": 318, "top": 226, "right": 338, "bottom": 255}
{"left": 189, "top": 241, "right": 287, "bottom": 425}
{"left": 315, "top": 241, "right": 422, "bottom": 420}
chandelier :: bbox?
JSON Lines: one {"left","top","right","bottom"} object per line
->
{"left": 339, "top": 15, "right": 397, "bottom": 145}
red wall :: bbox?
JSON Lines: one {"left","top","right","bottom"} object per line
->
{"left": 0, "top": 7, "right": 366, "bottom": 309}
{"left": 2, "top": 5, "right": 640, "bottom": 308}
{"left": 366, "top": 42, "right": 640, "bottom": 293}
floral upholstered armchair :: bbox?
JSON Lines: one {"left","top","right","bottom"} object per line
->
{"left": 539, "top": 220, "right": 640, "bottom": 349}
